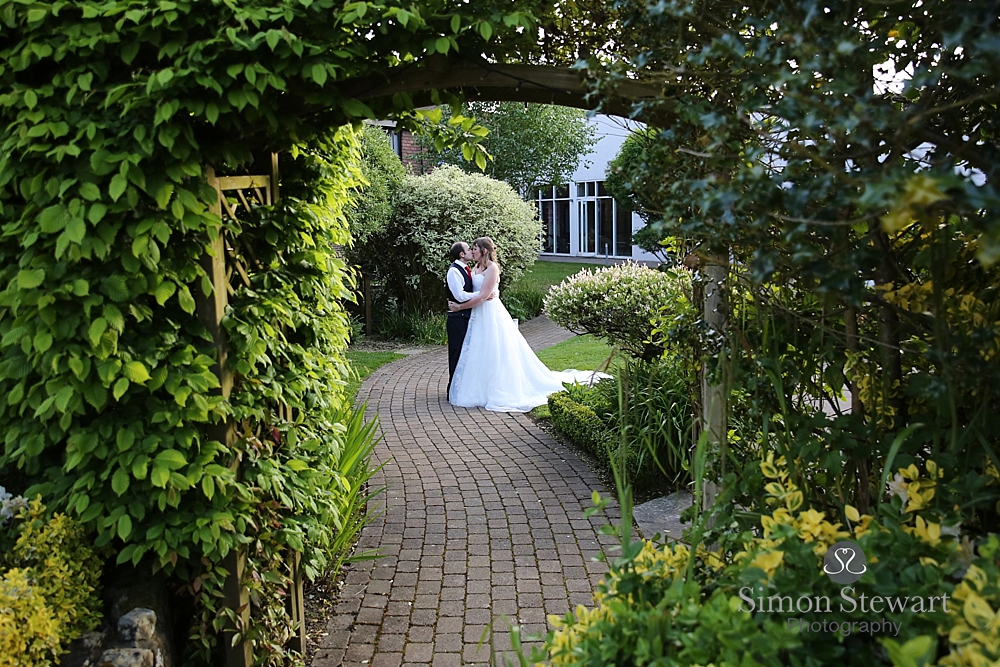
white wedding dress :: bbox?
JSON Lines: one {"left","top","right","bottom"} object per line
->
{"left": 449, "top": 273, "right": 607, "bottom": 412}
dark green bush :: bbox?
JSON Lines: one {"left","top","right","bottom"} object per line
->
{"left": 502, "top": 282, "right": 546, "bottom": 322}
{"left": 374, "top": 306, "right": 447, "bottom": 345}
{"left": 547, "top": 391, "right": 612, "bottom": 461}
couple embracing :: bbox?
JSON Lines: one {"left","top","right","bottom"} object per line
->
{"left": 445, "top": 237, "right": 604, "bottom": 413}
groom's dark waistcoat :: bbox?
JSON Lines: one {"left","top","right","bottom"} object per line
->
{"left": 448, "top": 261, "right": 473, "bottom": 320}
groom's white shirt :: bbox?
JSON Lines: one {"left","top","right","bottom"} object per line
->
{"left": 447, "top": 263, "right": 480, "bottom": 303}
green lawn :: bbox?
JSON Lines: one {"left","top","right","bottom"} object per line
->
{"left": 536, "top": 334, "right": 615, "bottom": 372}
{"left": 518, "top": 260, "right": 599, "bottom": 292}
{"left": 345, "top": 350, "right": 405, "bottom": 403}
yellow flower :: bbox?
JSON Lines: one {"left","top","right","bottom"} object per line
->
{"left": 750, "top": 550, "right": 785, "bottom": 579}
{"left": 912, "top": 515, "right": 942, "bottom": 546}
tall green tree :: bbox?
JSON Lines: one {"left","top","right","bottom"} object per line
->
{"left": 418, "top": 102, "right": 597, "bottom": 196}
{"left": 591, "top": 0, "right": 1000, "bottom": 527}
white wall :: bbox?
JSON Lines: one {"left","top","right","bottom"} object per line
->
{"left": 551, "top": 115, "right": 658, "bottom": 262}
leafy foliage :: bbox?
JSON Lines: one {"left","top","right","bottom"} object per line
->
{"left": 416, "top": 102, "right": 597, "bottom": 195}
{"left": 367, "top": 165, "right": 541, "bottom": 311}
{"left": 545, "top": 262, "right": 694, "bottom": 361}
{"left": 538, "top": 457, "right": 999, "bottom": 666}
{"left": 345, "top": 124, "right": 406, "bottom": 249}
{"left": 0, "top": 498, "right": 105, "bottom": 667}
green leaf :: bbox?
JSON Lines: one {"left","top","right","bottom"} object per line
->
{"left": 88, "top": 202, "right": 107, "bottom": 224}
{"left": 132, "top": 457, "right": 148, "bottom": 480}
{"left": 103, "top": 275, "right": 129, "bottom": 301}
{"left": 132, "top": 234, "right": 149, "bottom": 257}
{"left": 109, "top": 173, "right": 128, "bottom": 202}
{"left": 311, "top": 63, "right": 327, "bottom": 87}
{"left": 113, "top": 376, "right": 130, "bottom": 400}
{"left": 122, "top": 41, "right": 139, "bottom": 64}
{"left": 66, "top": 217, "right": 86, "bottom": 243}
{"left": 96, "top": 358, "right": 121, "bottom": 384}
{"left": 154, "top": 280, "right": 177, "bottom": 306}
{"left": 78, "top": 182, "right": 101, "bottom": 201}
{"left": 177, "top": 285, "right": 196, "bottom": 314}
{"left": 150, "top": 464, "right": 169, "bottom": 487}
{"left": 205, "top": 102, "right": 219, "bottom": 125}
{"left": 88, "top": 317, "right": 108, "bottom": 346}
{"left": 33, "top": 331, "right": 53, "bottom": 353}
{"left": 342, "top": 98, "right": 373, "bottom": 118}
{"left": 123, "top": 361, "right": 151, "bottom": 384}
{"left": 435, "top": 37, "right": 450, "bottom": 55}
{"left": 54, "top": 386, "right": 73, "bottom": 412}
{"left": 23, "top": 89, "right": 38, "bottom": 109}
{"left": 83, "top": 383, "right": 107, "bottom": 409}
{"left": 154, "top": 183, "right": 173, "bottom": 209}
{"left": 201, "top": 475, "right": 215, "bottom": 500}
{"left": 155, "top": 449, "right": 188, "bottom": 470}
{"left": 17, "top": 268, "right": 45, "bottom": 289}
{"left": 112, "top": 468, "right": 130, "bottom": 496}
{"left": 117, "top": 428, "right": 136, "bottom": 452}
{"left": 117, "top": 514, "right": 132, "bottom": 540}
{"left": 40, "top": 204, "right": 68, "bottom": 232}
{"left": 265, "top": 30, "right": 281, "bottom": 50}
{"left": 451, "top": 15, "right": 461, "bottom": 33}
{"left": 7, "top": 383, "right": 24, "bottom": 405}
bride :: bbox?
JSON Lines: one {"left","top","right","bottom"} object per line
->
{"left": 448, "top": 237, "right": 605, "bottom": 412}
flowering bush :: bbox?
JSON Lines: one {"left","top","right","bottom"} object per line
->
{"left": 367, "top": 165, "right": 541, "bottom": 311}
{"left": 539, "top": 457, "right": 1000, "bottom": 666}
{"left": 544, "top": 263, "right": 693, "bottom": 361}
{"left": 0, "top": 498, "right": 104, "bottom": 667}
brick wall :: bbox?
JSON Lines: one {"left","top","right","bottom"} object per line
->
{"left": 399, "top": 130, "right": 433, "bottom": 175}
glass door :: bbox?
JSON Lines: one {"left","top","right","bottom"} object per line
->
{"left": 578, "top": 200, "right": 596, "bottom": 255}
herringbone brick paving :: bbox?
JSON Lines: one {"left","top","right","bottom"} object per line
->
{"left": 312, "top": 316, "right": 618, "bottom": 667}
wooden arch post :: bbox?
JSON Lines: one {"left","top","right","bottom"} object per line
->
{"left": 199, "top": 156, "right": 306, "bottom": 667}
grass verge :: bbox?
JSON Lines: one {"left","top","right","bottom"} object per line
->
{"left": 536, "top": 334, "right": 615, "bottom": 373}
{"left": 519, "top": 260, "right": 598, "bottom": 293}
{"left": 345, "top": 350, "right": 405, "bottom": 403}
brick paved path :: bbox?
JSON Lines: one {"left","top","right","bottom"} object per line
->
{"left": 313, "top": 316, "right": 618, "bottom": 667}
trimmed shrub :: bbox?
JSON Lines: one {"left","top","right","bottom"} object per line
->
{"left": 545, "top": 263, "right": 694, "bottom": 361}
{"left": 369, "top": 166, "right": 541, "bottom": 311}
{"left": 548, "top": 391, "right": 612, "bottom": 461}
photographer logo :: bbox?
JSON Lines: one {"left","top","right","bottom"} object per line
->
{"left": 822, "top": 541, "right": 867, "bottom": 584}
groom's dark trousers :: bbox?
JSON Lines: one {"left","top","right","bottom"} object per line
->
{"left": 446, "top": 261, "right": 474, "bottom": 392}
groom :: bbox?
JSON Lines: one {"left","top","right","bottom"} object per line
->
{"left": 445, "top": 241, "right": 488, "bottom": 393}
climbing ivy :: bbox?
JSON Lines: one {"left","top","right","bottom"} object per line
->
{"left": 0, "top": 0, "right": 565, "bottom": 662}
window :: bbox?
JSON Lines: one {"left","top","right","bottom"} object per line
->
{"left": 537, "top": 186, "right": 570, "bottom": 254}
{"left": 576, "top": 181, "right": 633, "bottom": 258}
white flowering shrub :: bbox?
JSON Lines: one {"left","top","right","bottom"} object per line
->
{"left": 545, "top": 262, "right": 693, "bottom": 361}
{"left": 370, "top": 166, "right": 541, "bottom": 311}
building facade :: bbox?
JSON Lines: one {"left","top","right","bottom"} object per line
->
{"left": 377, "top": 114, "right": 656, "bottom": 262}
{"left": 534, "top": 115, "right": 656, "bottom": 262}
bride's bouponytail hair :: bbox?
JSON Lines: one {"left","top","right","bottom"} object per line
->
{"left": 473, "top": 237, "right": 498, "bottom": 269}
